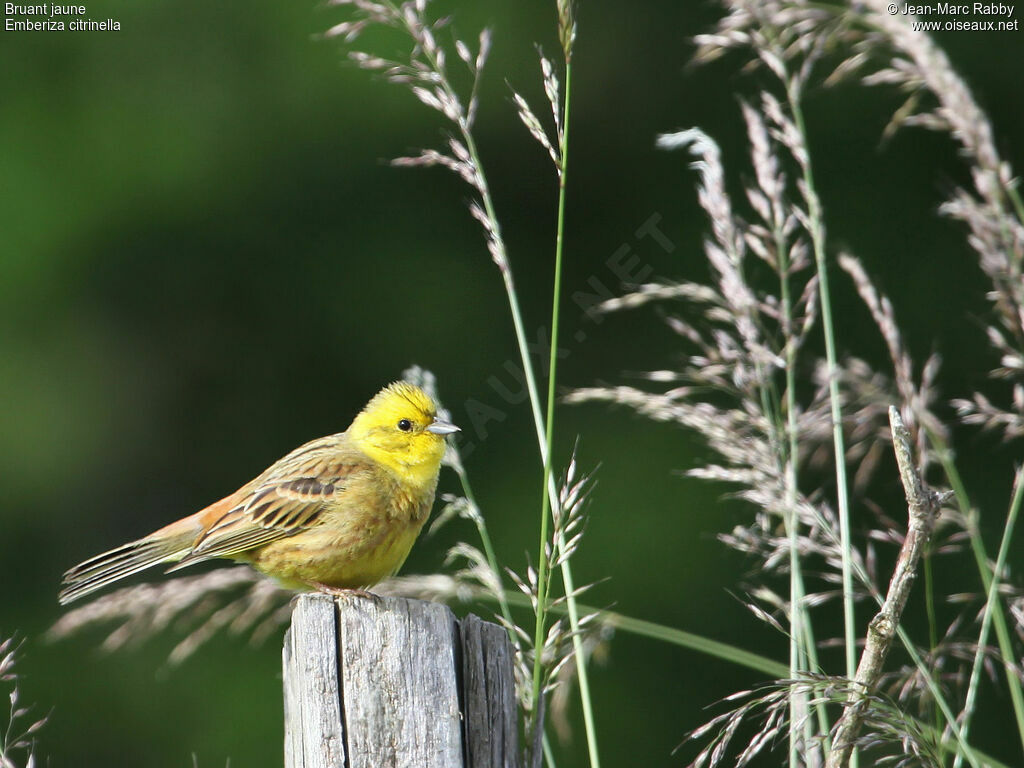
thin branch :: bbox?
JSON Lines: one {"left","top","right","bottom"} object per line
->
{"left": 827, "top": 407, "right": 951, "bottom": 768}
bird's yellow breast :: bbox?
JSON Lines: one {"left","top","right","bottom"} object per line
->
{"left": 245, "top": 465, "right": 435, "bottom": 590}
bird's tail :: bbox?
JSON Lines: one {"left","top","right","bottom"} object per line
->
{"left": 58, "top": 517, "right": 202, "bottom": 605}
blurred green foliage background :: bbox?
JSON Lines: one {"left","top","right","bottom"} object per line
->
{"left": 2, "top": 1, "right": 1023, "bottom": 765}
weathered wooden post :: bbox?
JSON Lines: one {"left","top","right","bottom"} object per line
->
{"left": 283, "top": 593, "right": 520, "bottom": 768}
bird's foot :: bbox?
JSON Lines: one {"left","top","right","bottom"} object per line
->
{"left": 309, "top": 582, "right": 381, "bottom": 604}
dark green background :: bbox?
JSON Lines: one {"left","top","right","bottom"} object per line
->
{"left": 2, "top": 1, "right": 1023, "bottom": 765}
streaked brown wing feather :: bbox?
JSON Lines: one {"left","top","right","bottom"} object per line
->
{"left": 170, "top": 436, "right": 368, "bottom": 567}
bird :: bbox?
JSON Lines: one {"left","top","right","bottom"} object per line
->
{"left": 59, "top": 381, "right": 460, "bottom": 605}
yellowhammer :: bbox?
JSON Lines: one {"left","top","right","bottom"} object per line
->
{"left": 59, "top": 381, "right": 459, "bottom": 604}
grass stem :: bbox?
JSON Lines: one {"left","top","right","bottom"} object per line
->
{"left": 954, "top": 467, "right": 1024, "bottom": 768}
{"left": 546, "top": 54, "right": 601, "bottom": 768}
{"left": 783, "top": 77, "right": 857, "bottom": 767}
{"left": 930, "top": 429, "right": 1024, "bottom": 753}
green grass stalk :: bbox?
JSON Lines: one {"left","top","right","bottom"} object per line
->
{"left": 388, "top": 3, "right": 553, "bottom": 474}
{"left": 923, "top": 549, "right": 941, "bottom": 737}
{"left": 530, "top": 48, "right": 603, "bottom": 768}
{"left": 782, "top": 79, "right": 857, "bottom": 765}
{"left": 454, "top": 58, "right": 597, "bottom": 766}
{"left": 481, "top": 591, "right": 1007, "bottom": 766}
{"left": 411, "top": 33, "right": 594, "bottom": 750}
{"left": 451, "top": 461, "right": 517, "bottom": 633}
{"left": 529, "top": 592, "right": 1017, "bottom": 765}
{"left": 543, "top": 733, "right": 558, "bottom": 768}
{"left": 791, "top": 471, "right": 987, "bottom": 764}
{"left": 895, "top": 621, "right": 981, "bottom": 766}
{"left": 492, "top": 590, "right": 791, "bottom": 678}
{"left": 392, "top": 20, "right": 570, "bottom": 719}
{"left": 953, "top": 467, "right": 1024, "bottom": 768}
{"left": 546, "top": 54, "right": 601, "bottom": 768}
{"left": 1006, "top": 185, "right": 1024, "bottom": 224}
{"left": 776, "top": 214, "right": 832, "bottom": 761}
{"left": 929, "top": 428, "right": 1024, "bottom": 752}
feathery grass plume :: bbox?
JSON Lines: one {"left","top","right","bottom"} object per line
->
{"left": 324, "top": 0, "right": 501, "bottom": 264}
{"left": 47, "top": 563, "right": 494, "bottom": 665}
{"left": 828, "top": 0, "right": 1023, "bottom": 443}
{"left": 49, "top": 567, "right": 293, "bottom": 664}
{"left": 679, "top": 677, "right": 943, "bottom": 768}
{"left": 571, "top": 119, "right": 854, "bottom": 764}
{"left": 879, "top": 618, "right": 1002, "bottom": 721}
{"left": 326, "top": 5, "right": 600, "bottom": 762}
{"left": 699, "top": 0, "right": 867, "bottom": 727}
{"left": 697, "top": 0, "right": 1024, "bottom": 445}
{"left": 571, "top": 120, "right": 843, "bottom": 601}
{"left": 0, "top": 636, "right": 47, "bottom": 768}
{"left": 764, "top": 1, "right": 1024, "bottom": 756}
{"left": 827, "top": 256, "right": 993, "bottom": 735}
{"left": 835, "top": 7, "right": 1024, "bottom": 755}
{"left": 442, "top": 450, "right": 603, "bottom": 763}
{"left": 836, "top": 256, "right": 946, "bottom": 469}
{"left": 573, "top": 2, "right": 1024, "bottom": 764}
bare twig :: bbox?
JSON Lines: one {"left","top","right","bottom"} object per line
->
{"left": 827, "top": 407, "right": 951, "bottom": 768}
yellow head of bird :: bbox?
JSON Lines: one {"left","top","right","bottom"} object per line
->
{"left": 348, "top": 381, "right": 459, "bottom": 486}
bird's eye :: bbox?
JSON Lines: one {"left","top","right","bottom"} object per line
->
{"left": 397, "top": 418, "right": 413, "bottom": 432}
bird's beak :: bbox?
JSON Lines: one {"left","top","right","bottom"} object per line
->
{"left": 426, "top": 417, "right": 460, "bottom": 435}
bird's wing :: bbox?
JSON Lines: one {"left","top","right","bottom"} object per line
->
{"left": 169, "top": 436, "right": 369, "bottom": 567}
